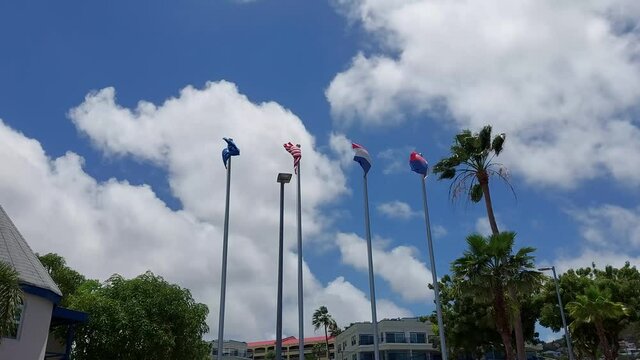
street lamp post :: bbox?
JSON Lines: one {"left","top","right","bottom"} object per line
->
{"left": 539, "top": 266, "right": 574, "bottom": 360}
{"left": 276, "top": 173, "right": 292, "bottom": 360}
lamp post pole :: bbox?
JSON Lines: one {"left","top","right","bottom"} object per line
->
{"left": 276, "top": 173, "right": 292, "bottom": 360}
{"left": 539, "top": 266, "right": 574, "bottom": 360}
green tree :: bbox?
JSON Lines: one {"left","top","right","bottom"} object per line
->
{"left": 0, "top": 261, "right": 22, "bottom": 341}
{"left": 538, "top": 263, "right": 640, "bottom": 359}
{"left": 452, "top": 232, "right": 538, "bottom": 360}
{"left": 68, "top": 271, "right": 210, "bottom": 360}
{"left": 312, "top": 306, "right": 335, "bottom": 359}
{"left": 567, "top": 286, "right": 629, "bottom": 360}
{"left": 433, "top": 125, "right": 508, "bottom": 235}
{"left": 312, "top": 343, "right": 327, "bottom": 360}
{"left": 329, "top": 320, "right": 342, "bottom": 337}
{"left": 266, "top": 350, "right": 276, "bottom": 360}
{"left": 38, "top": 253, "right": 86, "bottom": 307}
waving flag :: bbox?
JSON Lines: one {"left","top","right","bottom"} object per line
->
{"left": 409, "top": 151, "right": 429, "bottom": 177}
{"left": 283, "top": 142, "right": 301, "bottom": 174}
{"left": 222, "top": 138, "right": 240, "bottom": 167}
{"left": 352, "top": 143, "right": 372, "bottom": 174}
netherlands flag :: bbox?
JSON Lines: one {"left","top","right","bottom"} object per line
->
{"left": 352, "top": 143, "right": 372, "bottom": 174}
{"left": 409, "top": 151, "right": 428, "bottom": 177}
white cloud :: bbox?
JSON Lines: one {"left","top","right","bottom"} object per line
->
{"left": 328, "top": 132, "right": 354, "bottom": 168}
{"left": 336, "top": 232, "right": 434, "bottom": 302}
{"left": 327, "top": 0, "right": 640, "bottom": 188}
{"left": 432, "top": 224, "right": 447, "bottom": 239}
{"left": 0, "top": 81, "right": 412, "bottom": 341}
{"left": 377, "top": 200, "right": 418, "bottom": 220}
{"left": 549, "top": 204, "right": 640, "bottom": 273}
{"left": 475, "top": 216, "right": 506, "bottom": 236}
{"left": 378, "top": 147, "right": 414, "bottom": 175}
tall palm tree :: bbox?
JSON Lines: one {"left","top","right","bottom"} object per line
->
{"left": 312, "top": 306, "right": 335, "bottom": 359}
{"left": 452, "top": 232, "right": 537, "bottom": 360}
{"left": 0, "top": 261, "right": 22, "bottom": 341}
{"left": 567, "top": 286, "right": 629, "bottom": 360}
{"left": 506, "top": 249, "right": 544, "bottom": 360}
{"left": 433, "top": 125, "right": 509, "bottom": 235}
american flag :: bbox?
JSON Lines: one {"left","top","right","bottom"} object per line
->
{"left": 283, "top": 142, "right": 301, "bottom": 173}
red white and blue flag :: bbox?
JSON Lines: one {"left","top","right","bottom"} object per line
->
{"left": 352, "top": 143, "right": 372, "bottom": 174}
{"left": 409, "top": 151, "right": 428, "bottom": 177}
{"left": 283, "top": 142, "right": 301, "bottom": 174}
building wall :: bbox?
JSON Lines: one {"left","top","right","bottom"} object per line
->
{"left": 0, "top": 292, "right": 53, "bottom": 360}
{"left": 249, "top": 337, "right": 335, "bottom": 360}
{"left": 335, "top": 318, "right": 439, "bottom": 360}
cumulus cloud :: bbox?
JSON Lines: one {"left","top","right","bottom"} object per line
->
{"left": 378, "top": 147, "right": 414, "bottom": 175}
{"left": 377, "top": 200, "right": 418, "bottom": 220}
{"left": 0, "top": 81, "right": 411, "bottom": 340}
{"left": 327, "top": 0, "right": 640, "bottom": 187}
{"left": 547, "top": 204, "right": 640, "bottom": 273}
{"left": 336, "top": 232, "right": 433, "bottom": 302}
{"left": 329, "top": 132, "right": 354, "bottom": 168}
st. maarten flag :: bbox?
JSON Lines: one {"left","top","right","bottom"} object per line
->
{"left": 352, "top": 143, "right": 372, "bottom": 174}
{"left": 409, "top": 151, "right": 428, "bottom": 177}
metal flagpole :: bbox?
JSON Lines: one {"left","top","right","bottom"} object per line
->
{"left": 420, "top": 176, "right": 448, "bottom": 360}
{"left": 296, "top": 163, "right": 305, "bottom": 360}
{"left": 217, "top": 156, "right": 232, "bottom": 360}
{"left": 552, "top": 266, "right": 575, "bottom": 360}
{"left": 276, "top": 173, "right": 292, "bottom": 360}
{"left": 363, "top": 173, "right": 381, "bottom": 360}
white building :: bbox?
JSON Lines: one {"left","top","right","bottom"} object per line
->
{"left": 0, "top": 205, "right": 87, "bottom": 360}
{"left": 335, "top": 318, "right": 440, "bottom": 360}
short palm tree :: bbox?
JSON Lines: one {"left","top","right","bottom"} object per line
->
{"left": 312, "top": 306, "right": 335, "bottom": 359}
{"left": 0, "top": 261, "right": 22, "bottom": 341}
{"left": 433, "top": 125, "right": 509, "bottom": 235}
{"left": 567, "top": 286, "right": 629, "bottom": 360}
{"left": 452, "top": 232, "right": 536, "bottom": 360}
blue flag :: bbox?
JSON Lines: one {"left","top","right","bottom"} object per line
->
{"left": 222, "top": 138, "right": 240, "bottom": 167}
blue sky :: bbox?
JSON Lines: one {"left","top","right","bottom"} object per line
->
{"left": 1, "top": 0, "right": 639, "bottom": 342}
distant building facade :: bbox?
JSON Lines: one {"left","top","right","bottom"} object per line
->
{"left": 335, "top": 318, "right": 440, "bottom": 360}
{"left": 212, "top": 340, "right": 252, "bottom": 360}
{"left": 248, "top": 335, "right": 336, "bottom": 360}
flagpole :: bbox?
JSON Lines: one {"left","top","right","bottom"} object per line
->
{"left": 217, "top": 156, "right": 232, "bottom": 360}
{"left": 296, "top": 162, "right": 304, "bottom": 360}
{"left": 420, "top": 176, "right": 448, "bottom": 360}
{"left": 363, "top": 173, "right": 381, "bottom": 360}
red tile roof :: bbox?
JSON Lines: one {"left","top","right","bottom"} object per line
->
{"left": 248, "top": 336, "right": 335, "bottom": 348}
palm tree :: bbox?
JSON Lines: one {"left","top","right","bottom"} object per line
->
{"left": 567, "top": 286, "right": 629, "bottom": 360}
{"left": 433, "top": 125, "right": 509, "bottom": 235}
{"left": 312, "top": 306, "right": 335, "bottom": 359}
{"left": 505, "top": 248, "right": 544, "bottom": 360}
{"left": 0, "top": 261, "right": 22, "bottom": 341}
{"left": 452, "top": 232, "right": 537, "bottom": 360}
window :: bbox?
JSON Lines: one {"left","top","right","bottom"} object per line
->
{"left": 351, "top": 335, "right": 357, "bottom": 346}
{"left": 387, "top": 351, "right": 410, "bottom": 360}
{"left": 352, "top": 354, "right": 357, "bottom": 360}
{"left": 6, "top": 297, "right": 24, "bottom": 339}
{"left": 343, "top": 341, "right": 347, "bottom": 349}
{"left": 385, "top": 332, "right": 406, "bottom": 343}
{"left": 361, "top": 352, "right": 375, "bottom": 360}
{"left": 359, "top": 334, "right": 374, "bottom": 346}
{"left": 337, "top": 344, "right": 342, "bottom": 352}
{"left": 409, "top": 332, "right": 426, "bottom": 344}
{"left": 427, "top": 335, "right": 439, "bottom": 347}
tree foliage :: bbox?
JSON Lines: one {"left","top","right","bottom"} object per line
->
{"left": 433, "top": 125, "right": 510, "bottom": 235}
{"left": 451, "top": 232, "right": 541, "bottom": 360}
{"left": 38, "top": 253, "right": 86, "bottom": 307}
{"left": 538, "top": 263, "right": 640, "bottom": 360}
{"left": 0, "top": 261, "right": 22, "bottom": 341}
{"left": 312, "top": 306, "right": 336, "bottom": 360}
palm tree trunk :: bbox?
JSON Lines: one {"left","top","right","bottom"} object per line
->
{"left": 324, "top": 324, "right": 330, "bottom": 360}
{"left": 478, "top": 172, "right": 499, "bottom": 235}
{"left": 595, "top": 321, "right": 614, "bottom": 360}
{"left": 509, "top": 287, "right": 527, "bottom": 360}
{"left": 494, "top": 288, "right": 515, "bottom": 360}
